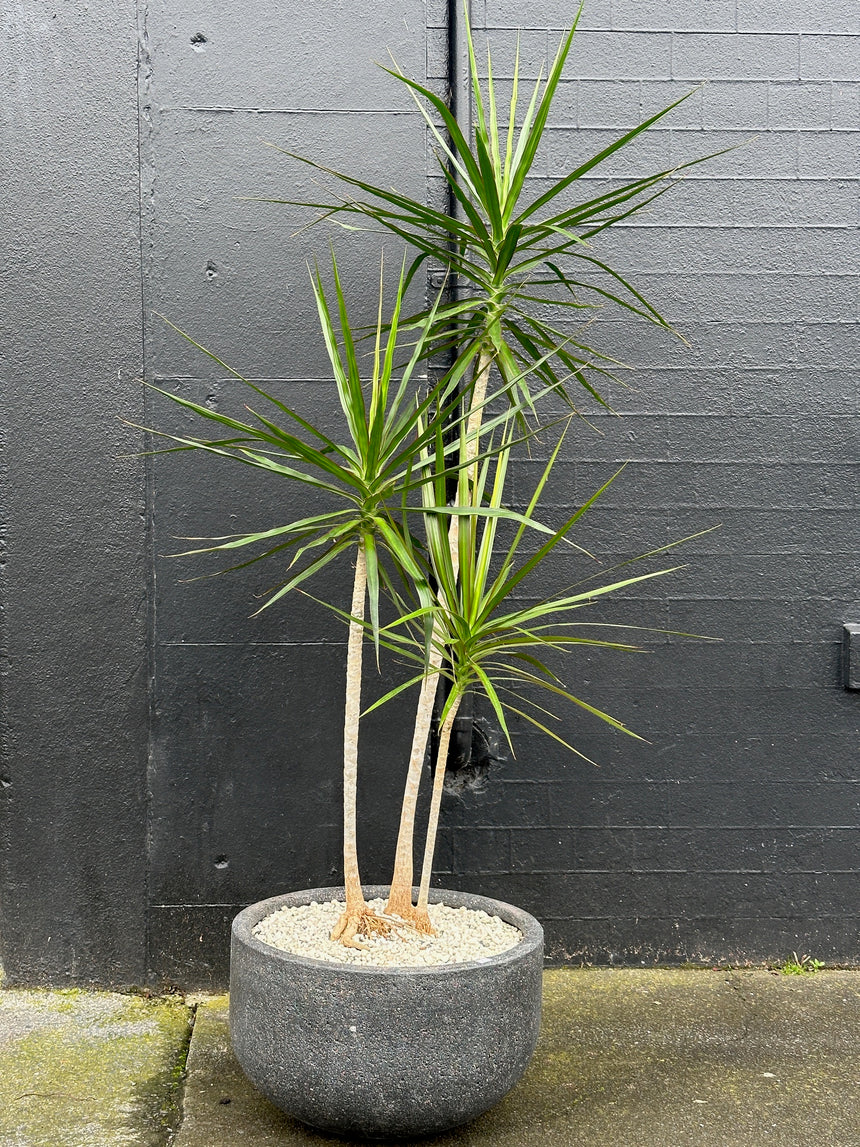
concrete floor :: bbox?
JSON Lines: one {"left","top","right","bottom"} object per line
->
{"left": 2, "top": 969, "right": 859, "bottom": 1146}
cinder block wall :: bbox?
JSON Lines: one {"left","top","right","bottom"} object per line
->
{"left": 1, "top": 0, "right": 856, "bottom": 988}
{"left": 449, "top": 0, "right": 860, "bottom": 964}
{"left": 146, "top": 0, "right": 858, "bottom": 980}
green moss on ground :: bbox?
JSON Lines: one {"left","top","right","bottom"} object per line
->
{"left": 0, "top": 990, "right": 192, "bottom": 1147}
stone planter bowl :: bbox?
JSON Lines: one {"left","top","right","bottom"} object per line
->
{"left": 230, "top": 885, "right": 544, "bottom": 1139}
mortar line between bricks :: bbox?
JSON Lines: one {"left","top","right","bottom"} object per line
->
{"left": 482, "top": 823, "right": 860, "bottom": 830}
{"left": 498, "top": 823, "right": 860, "bottom": 829}
{"left": 160, "top": 641, "right": 347, "bottom": 647}
{"left": 543, "top": 126, "right": 860, "bottom": 134}
{"left": 539, "top": 912, "right": 860, "bottom": 918}
{"left": 537, "top": 912, "right": 860, "bottom": 920}
{"left": 149, "top": 905, "right": 860, "bottom": 919}
{"left": 159, "top": 106, "right": 416, "bottom": 115}
{"left": 480, "top": 26, "right": 857, "bottom": 37}
{"left": 492, "top": 869, "right": 860, "bottom": 876}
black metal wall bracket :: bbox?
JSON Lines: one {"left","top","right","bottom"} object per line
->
{"left": 843, "top": 624, "right": 860, "bottom": 690}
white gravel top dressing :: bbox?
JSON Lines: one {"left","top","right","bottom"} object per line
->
{"left": 253, "top": 897, "right": 523, "bottom": 967}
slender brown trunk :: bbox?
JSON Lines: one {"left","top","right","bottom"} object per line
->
{"left": 385, "top": 348, "right": 493, "bottom": 922}
{"left": 464, "top": 348, "right": 493, "bottom": 472}
{"left": 417, "top": 694, "right": 461, "bottom": 915}
{"left": 446, "top": 345, "right": 493, "bottom": 585}
{"left": 341, "top": 540, "right": 366, "bottom": 913}
{"left": 331, "top": 541, "right": 390, "bottom": 947}
{"left": 385, "top": 650, "right": 444, "bottom": 923}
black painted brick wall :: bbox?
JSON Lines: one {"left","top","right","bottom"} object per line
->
{"left": 447, "top": 0, "right": 860, "bottom": 967}
{"left": 2, "top": 0, "right": 857, "bottom": 988}
{"left": 145, "top": 0, "right": 859, "bottom": 986}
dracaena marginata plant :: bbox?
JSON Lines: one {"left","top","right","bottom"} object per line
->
{"left": 144, "top": 254, "right": 550, "bottom": 947}
{"left": 147, "top": 7, "right": 718, "bottom": 947}
{"left": 149, "top": 267, "right": 705, "bottom": 948}
{"left": 257, "top": 5, "right": 721, "bottom": 926}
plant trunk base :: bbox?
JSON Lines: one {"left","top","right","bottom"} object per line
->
{"left": 384, "top": 891, "right": 436, "bottom": 935}
{"left": 409, "top": 908, "right": 435, "bottom": 935}
{"left": 330, "top": 906, "right": 391, "bottom": 949}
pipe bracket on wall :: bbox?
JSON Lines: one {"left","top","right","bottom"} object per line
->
{"left": 843, "top": 624, "right": 860, "bottom": 690}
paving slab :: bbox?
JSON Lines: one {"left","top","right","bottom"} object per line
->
{"left": 174, "top": 969, "right": 860, "bottom": 1146}
{"left": 0, "top": 989, "right": 192, "bottom": 1147}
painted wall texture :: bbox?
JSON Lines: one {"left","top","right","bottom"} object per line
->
{"left": 0, "top": 1, "right": 148, "bottom": 986}
{"left": 0, "top": 0, "right": 857, "bottom": 988}
{"left": 460, "top": 0, "right": 860, "bottom": 967}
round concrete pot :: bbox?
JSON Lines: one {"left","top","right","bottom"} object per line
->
{"left": 230, "top": 885, "right": 544, "bottom": 1139}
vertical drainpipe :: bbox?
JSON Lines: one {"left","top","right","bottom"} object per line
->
{"left": 449, "top": 0, "right": 472, "bottom": 150}
{"left": 430, "top": 0, "right": 476, "bottom": 777}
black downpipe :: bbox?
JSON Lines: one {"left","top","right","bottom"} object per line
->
{"left": 430, "top": 0, "right": 475, "bottom": 780}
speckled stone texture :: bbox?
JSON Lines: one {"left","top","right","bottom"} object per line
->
{"left": 229, "top": 886, "right": 544, "bottom": 1139}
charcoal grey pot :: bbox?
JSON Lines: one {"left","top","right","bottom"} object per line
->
{"left": 230, "top": 885, "right": 544, "bottom": 1139}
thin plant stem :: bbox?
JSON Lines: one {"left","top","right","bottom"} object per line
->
{"left": 386, "top": 348, "right": 494, "bottom": 920}
{"left": 342, "top": 540, "right": 367, "bottom": 911}
{"left": 385, "top": 648, "right": 445, "bottom": 921}
{"left": 330, "top": 540, "right": 373, "bottom": 944}
{"left": 417, "top": 693, "right": 461, "bottom": 914}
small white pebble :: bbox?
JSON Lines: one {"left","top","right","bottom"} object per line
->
{"left": 253, "top": 898, "right": 522, "bottom": 967}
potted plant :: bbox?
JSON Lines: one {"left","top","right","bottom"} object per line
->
{"left": 146, "top": 6, "right": 715, "bottom": 1136}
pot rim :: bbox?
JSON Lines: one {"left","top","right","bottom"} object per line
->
{"left": 232, "top": 884, "right": 543, "bottom": 978}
